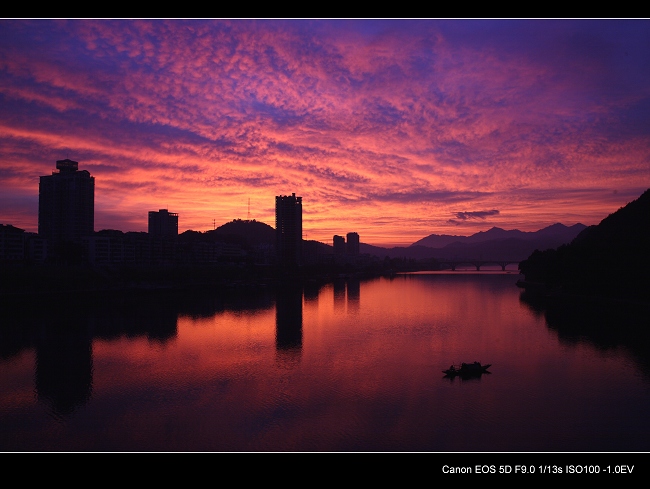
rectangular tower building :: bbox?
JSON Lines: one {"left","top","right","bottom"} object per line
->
{"left": 39, "top": 159, "right": 94, "bottom": 245}
{"left": 333, "top": 235, "right": 346, "bottom": 255}
{"left": 346, "top": 232, "right": 360, "bottom": 255}
{"left": 275, "top": 193, "right": 302, "bottom": 266}
{"left": 148, "top": 209, "right": 178, "bottom": 238}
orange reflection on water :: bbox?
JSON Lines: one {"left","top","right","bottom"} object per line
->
{"left": 2, "top": 273, "right": 648, "bottom": 451}
{"left": 92, "top": 307, "right": 277, "bottom": 391}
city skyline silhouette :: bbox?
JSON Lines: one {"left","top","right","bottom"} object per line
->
{"left": 4, "top": 20, "right": 650, "bottom": 458}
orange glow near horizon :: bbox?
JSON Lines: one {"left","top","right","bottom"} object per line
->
{"left": 1, "top": 20, "right": 650, "bottom": 247}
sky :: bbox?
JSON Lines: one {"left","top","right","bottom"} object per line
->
{"left": 1, "top": 19, "right": 649, "bottom": 247}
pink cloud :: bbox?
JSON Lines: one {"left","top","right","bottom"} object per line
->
{"left": 1, "top": 20, "right": 649, "bottom": 245}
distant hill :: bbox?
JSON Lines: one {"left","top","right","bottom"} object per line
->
{"left": 519, "top": 189, "right": 650, "bottom": 300}
{"left": 412, "top": 223, "right": 586, "bottom": 248}
{"left": 359, "top": 223, "right": 586, "bottom": 261}
{"left": 359, "top": 243, "right": 439, "bottom": 260}
{"left": 431, "top": 224, "right": 587, "bottom": 262}
{"left": 179, "top": 219, "right": 275, "bottom": 248}
{"left": 208, "top": 219, "right": 275, "bottom": 247}
{"left": 177, "top": 219, "right": 587, "bottom": 263}
{"left": 409, "top": 233, "right": 468, "bottom": 249}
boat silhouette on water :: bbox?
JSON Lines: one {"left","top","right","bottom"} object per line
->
{"left": 443, "top": 362, "right": 491, "bottom": 378}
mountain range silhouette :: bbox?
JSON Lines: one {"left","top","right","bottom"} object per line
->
{"left": 519, "top": 188, "right": 650, "bottom": 300}
{"left": 185, "top": 218, "right": 587, "bottom": 263}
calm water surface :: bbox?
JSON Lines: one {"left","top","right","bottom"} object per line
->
{"left": 2, "top": 272, "right": 649, "bottom": 451}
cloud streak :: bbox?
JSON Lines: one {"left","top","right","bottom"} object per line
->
{"left": 447, "top": 209, "right": 500, "bottom": 226}
{"left": 455, "top": 210, "right": 500, "bottom": 220}
{"left": 1, "top": 20, "right": 649, "bottom": 246}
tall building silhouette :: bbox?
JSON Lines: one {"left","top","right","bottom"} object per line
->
{"left": 346, "top": 232, "right": 360, "bottom": 255}
{"left": 333, "top": 235, "right": 346, "bottom": 254}
{"left": 275, "top": 193, "right": 302, "bottom": 266}
{"left": 39, "top": 159, "right": 94, "bottom": 245}
{"left": 148, "top": 209, "right": 178, "bottom": 237}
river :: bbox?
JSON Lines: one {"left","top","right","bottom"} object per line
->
{"left": 1, "top": 271, "right": 649, "bottom": 451}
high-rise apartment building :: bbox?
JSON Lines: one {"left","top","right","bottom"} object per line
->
{"left": 39, "top": 159, "right": 94, "bottom": 245}
{"left": 148, "top": 209, "right": 178, "bottom": 238}
{"left": 275, "top": 193, "right": 302, "bottom": 266}
{"left": 333, "top": 235, "right": 346, "bottom": 254}
{"left": 346, "top": 232, "right": 360, "bottom": 255}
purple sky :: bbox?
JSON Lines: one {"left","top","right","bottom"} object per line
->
{"left": 1, "top": 19, "right": 649, "bottom": 246}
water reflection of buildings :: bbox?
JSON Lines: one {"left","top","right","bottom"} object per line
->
{"left": 275, "top": 284, "right": 303, "bottom": 367}
{"left": 35, "top": 325, "right": 93, "bottom": 419}
{"left": 3, "top": 293, "right": 180, "bottom": 419}
{"left": 347, "top": 278, "right": 360, "bottom": 314}
{"left": 3, "top": 285, "right": 291, "bottom": 423}
{"left": 333, "top": 278, "right": 346, "bottom": 309}
{"left": 332, "top": 278, "right": 360, "bottom": 313}
{"left": 303, "top": 281, "right": 321, "bottom": 304}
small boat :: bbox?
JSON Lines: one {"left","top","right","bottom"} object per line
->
{"left": 443, "top": 362, "right": 491, "bottom": 377}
